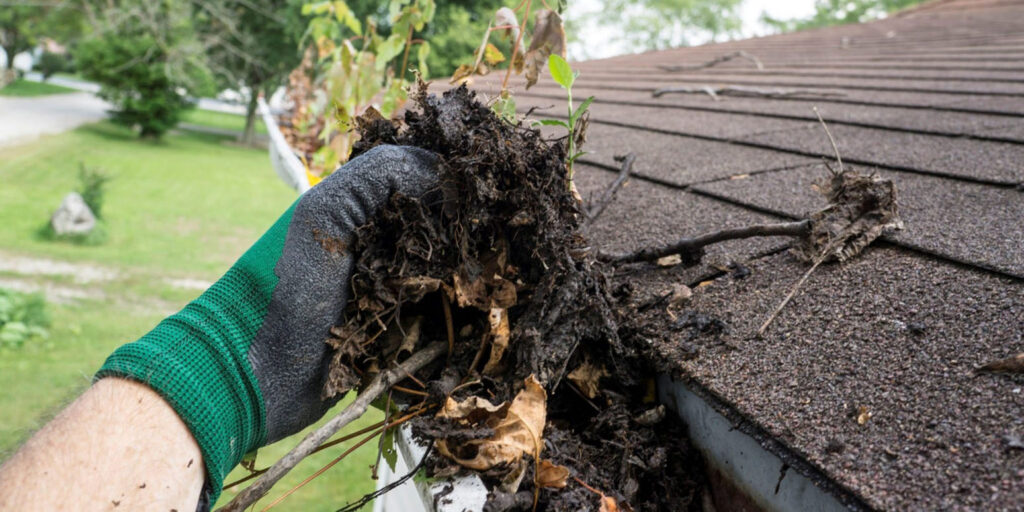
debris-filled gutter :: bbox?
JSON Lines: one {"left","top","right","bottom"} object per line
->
{"left": 657, "top": 375, "right": 871, "bottom": 512}
{"left": 372, "top": 424, "right": 487, "bottom": 512}
{"left": 375, "top": 375, "right": 873, "bottom": 512}
{"left": 258, "top": 97, "right": 311, "bottom": 194}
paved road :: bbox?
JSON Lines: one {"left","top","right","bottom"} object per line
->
{"left": 0, "top": 92, "right": 109, "bottom": 148}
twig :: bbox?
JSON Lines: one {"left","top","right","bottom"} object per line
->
{"left": 652, "top": 85, "right": 845, "bottom": 100}
{"left": 502, "top": 0, "right": 532, "bottom": 92}
{"left": 585, "top": 153, "right": 635, "bottom": 224}
{"left": 441, "top": 293, "right": 455, "bottom": 358}
{"left": 657, "top": 51, "right": 764, "bottom": 72}
{"left": 597, "top": 220, "right": 811, "bottom": 265}
{"left": 218, "top": 341, "right": 448, "bottom": 512}
{"left": 813, "top": 106, "right": 844, "bottom": 173}
{"left": 756, "top": 251, "right": 827, "bottom": 337}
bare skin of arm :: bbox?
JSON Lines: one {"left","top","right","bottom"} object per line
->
{"left": 0, "top": 378, "right": 204, "bottom": 511}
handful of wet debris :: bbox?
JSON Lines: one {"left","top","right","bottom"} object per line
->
{"left": 319, "top": 83, "right": 702, "bottom": 511}
{"left": 228, "top": 83, "right": 901, "bottom": 512}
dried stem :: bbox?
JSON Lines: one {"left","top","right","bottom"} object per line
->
{"left": 502, "top": 0, "right": 531, "bottom": 92}
{"left": 652, "top": 85, "right": 844, "bottom": 100}
{"left": 657, "top": 51, "right": 764, "bottom": 72}
{"left": 597, "top": 220, "right": 812, "bottom": 265}
{"left": 814, "top": 106, "right": 844, "bottom": 173}
{"left": 217, "top": 341, "right": 448, "bottom": 512}
{"left": 585, "top": 153, "right": 635, "bottom": 224}
{"left": 757, "top": 251, "right": 827, "bottom": 337}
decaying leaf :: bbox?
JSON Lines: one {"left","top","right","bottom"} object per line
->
{"left": 436, "top": 375, "right": 547, "bottom": 470}
{"left": 568, "top": 360, "right": 609, "bottom": 399}
{"left": 483, "top": 307, "right": 511, "bottom": 375}
{"left": 524, "top": 9, "right": 567, "bottom": 89}
{"left": 450, "top": 63, "right": 476, "bottom": 83}
{"left": 484, "top": 43, "right": 506, "bottom": 66}
{"left": 536, "top": 459, "right": 570, "bottom": 489}
{"left": 600, "top": 495, "right": 620, "bottom": 512}
{"left": 793, "top": 171, "right": 903, "bottom": 263}
{"left": 976, "top": 353, "right": 1024, "bottom": 374}
{"left": 494, "top": 7, "right": 522, "bottom": 50}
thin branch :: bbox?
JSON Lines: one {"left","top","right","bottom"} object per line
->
{"left": 657, "top": 51, "right": 764, "bottom": 72}
{"left": 597, "top": 220, "right": 811, "bottom": 265}
{"left": 585, "top": 153, "right": 635, "bottom": 224}
{"left": 814, "top": 106, "right": 844, "bottom": 174}
{"left": 756, "top": 250, "right": 827, "bottom": 337}
{"left": 652, "top": 85, "right": 845, "bottom": 101}
{"left": 218, "top": 341, "right": 448, "bottom": 512}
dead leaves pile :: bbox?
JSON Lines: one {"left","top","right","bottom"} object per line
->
{"left": 436, "top": 376, "right": 570, "bottom": 491}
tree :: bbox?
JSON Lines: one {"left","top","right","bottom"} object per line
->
{"left": 194, "top": 0, "right": 306, "bottom": 145}
{"left": 0, "top": 1, "right": 81, "bottom": 74}
{"left": 75, "top": 0, "right": 213, "bottom": 138}
{"left": 761, "top": 0, "right": 929, "bottom": 33}
{"left": 578, "top": 0, "right": 743, "bottom": 54}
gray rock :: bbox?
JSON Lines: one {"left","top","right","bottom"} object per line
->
{"left": 50, "top": 192, "right": 96, "bottom": 236}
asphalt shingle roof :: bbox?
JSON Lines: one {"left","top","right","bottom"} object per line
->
{"left": 465, "top": 0, "right": 1024, "bottom": 508}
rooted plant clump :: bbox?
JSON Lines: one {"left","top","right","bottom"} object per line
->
{"left": 318, "top": 83, "right": 704, "bottom": 511}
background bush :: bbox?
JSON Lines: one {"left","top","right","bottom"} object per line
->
{"left": 0, "top": 288, "right": 49, "bottom": 349}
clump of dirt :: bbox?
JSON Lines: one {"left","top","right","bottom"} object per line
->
{"left": 322, "top": 82, "right": 704, "bottom": 511}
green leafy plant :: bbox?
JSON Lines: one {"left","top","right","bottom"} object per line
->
{"left": 542, "top": 54, "right": 593, "bottom": 180}
{"left": 36, "top": 51, "right": 68, "bottom": 80}
{"left": 0, "top": 288, "right": 50, "bottom": 350}
{"left": 282, "top": 0, "right": 436, "bottom": 176}
{"left": 78, "top": 163, "right": 111, "bottom": 219}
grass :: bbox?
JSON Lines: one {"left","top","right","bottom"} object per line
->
{"left": 0, "top": 79, "right": 78, "bottom": 97}
{"left": 180, "top": 108, "right": 267, "bottom": 135}
{"left": 0, "top": 122, "right": 383, "bottom": 510}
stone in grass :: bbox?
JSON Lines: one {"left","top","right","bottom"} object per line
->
{"left": 50, "top": 192, "right": 96, "bottom": 236}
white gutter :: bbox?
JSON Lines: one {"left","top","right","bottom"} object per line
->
{"left": 258, "top": 97, "right": 311, "bottom": 194}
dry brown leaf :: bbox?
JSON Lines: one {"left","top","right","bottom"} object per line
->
{"left": 494, "top": 7, "right": 522, "bottom": 50}
{"left": 450, "top": 63, "right": 475, "bottom": 84}
{"left": 483, "top": 307, "right": 511, "bottom": 375}
{"left": 600, "top": 495, "right": 619, "bottom": 512}
{"left": 524, "top": 9, "right": 566, "bottom": 89}
{"left": 568, "top": 360, "right": 609, "bottom": 399}
{"left": 856, "top": 406, "right": 872, "bottom": 425}
{"left": 436, "top": 375, "right": 547, "bottom": 470}
{"left": 536, "top": 459, "right": 569, "bottom": 489}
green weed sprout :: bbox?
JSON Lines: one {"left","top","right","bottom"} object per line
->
{"left": 541, "top": 54, "right": 594, "bottom": 181}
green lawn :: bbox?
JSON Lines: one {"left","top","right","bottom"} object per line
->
{"left": 180, "top": 108, "right": 267, "bottom": 135}
{"left": 0, "top": 79, "right": 78, "bottom": 97}
{"left": 0, "top": 122, "right": 384, "bottom": 510}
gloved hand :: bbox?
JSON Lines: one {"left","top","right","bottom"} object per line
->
{"left": 97, "top": 145, "right": 438, "bottom": 506}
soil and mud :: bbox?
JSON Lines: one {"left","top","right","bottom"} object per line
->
{"left": 321, "top": 83, "right": 705, "bottom": 511}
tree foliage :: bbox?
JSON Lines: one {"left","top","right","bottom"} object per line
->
{"left": 0, "top": 1, "right": 82, "bottom": 72}
{"left": 193, "top": 0, "right": 307, "bottom": 143}
{"left": 582, "top": 0, "right": 743, "bottom": 53}
{"left": 761, "top": 0, "right": 929, "bottom": 33}
{"left": 75, "top": 0, "right": 213, "bottom": 138}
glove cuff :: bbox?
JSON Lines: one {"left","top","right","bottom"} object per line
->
{"left": 96, "top": 204, "right": 295, "bottom": 504}
{"left": 96, "top": 273, "right": 268, "bottom": 503}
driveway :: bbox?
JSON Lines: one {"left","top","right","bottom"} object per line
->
{"left": 0, "top": 92, "right": 109, "bottom": 148}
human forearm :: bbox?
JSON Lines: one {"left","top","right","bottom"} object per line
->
{"left": 0, "top": 378, "right": 204, "bottom": 511}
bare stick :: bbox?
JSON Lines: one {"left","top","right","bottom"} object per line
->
{"left": 756, "top": 252, "right": 826, "bottom": 337}
{"left": 218, "top": 341, "right": 448, "bottom": 512}
{"left": 813, "top": 106, "right": 844, "bottom": 173}
{"left": 652, "top": 85, "right": 845, "bottom": 100}
{"left": 657, "top": 51, "right": 764, "bottom": 72}
{"left": 586, "top": 153, "right": 635, "bottom": 224}
{"left": 597, "top": 220, "right": 811, "bottom": 265}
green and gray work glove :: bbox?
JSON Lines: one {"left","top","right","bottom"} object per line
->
{"left": 97, "top": 145, "right": 438, "bottom": 507}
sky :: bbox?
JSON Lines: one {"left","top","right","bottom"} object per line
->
{"left": 565, "top": 0, "right": 818, "bottom": 60}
